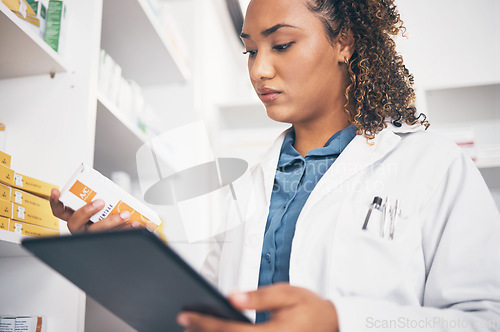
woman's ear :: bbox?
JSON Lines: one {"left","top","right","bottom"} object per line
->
{"left": 338, "top": 29, "right": 355, "bottom": 63}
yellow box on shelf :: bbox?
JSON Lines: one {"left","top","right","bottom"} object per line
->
{"left": 0, "top": 150, "right": 11, "bottom": 168}
{"left": 12, "top": 172, "right": 58, "bottom": 200}
{"left": 2, "top": 0, "right": 40, "bottom": 26}
{"left": 0, "top": 163, "right": 14, "bottom": 187}
{"left": 0, "top": 183, "right": 52, "bottom": 211}
{"left": 9, "top": 219, "right": 59, "bottom": 238}
{"left": 11, "top": 187, "right": 51, "bottom": 210}
{"left": 0, "top": 215, "right": 8, "bottom": 231}
{"left": 0, "top": 198, "right": 13, "bottom": 219}
{"left": 12, "top": 202, "right": 59, "bottom": 230}
{"left": 0, "top": 182, "right": 10, "bottom": 201}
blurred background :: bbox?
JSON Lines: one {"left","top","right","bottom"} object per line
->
{"left": 0, "top": 0, "right": 498, "bottom": 331}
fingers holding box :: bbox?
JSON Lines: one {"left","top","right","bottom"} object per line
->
{"left": 49, "top": 188, "right": 74, "bottom": 222}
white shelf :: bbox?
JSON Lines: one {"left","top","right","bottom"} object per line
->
{"left": 0, "top": 2, "right": 68, "bottom": 79}
{"left": 476, "top": 144, "right": 500, "bottom": 169}
{"left": 94, "top": 92, "right": 149, "bottom": 179}
{"left": 477, "top": 161, "right": 500, "bottom": 169}
{"left": 425, "top": 83, "right": 500, "bottom": 124}
{"left": 421, "top": 79, "right": 500, "bottom": 92}
{"left": 0, "top": 230, "right": 31, "bottom": 258}
{"left": 100, "top": 0, "right": 190, "bottom": 86}
{"left": 425, "top": 83, "right": 500, "bottom": 170}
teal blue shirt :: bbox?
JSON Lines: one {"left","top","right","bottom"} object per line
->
{"left": 256, "top": 124, "right": 356, "bottom": 323}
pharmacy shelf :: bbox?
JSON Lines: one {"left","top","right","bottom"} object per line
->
{"left": 476, "top": 149, "right": 500, "bottom": 169}
{"left": 477, "top": 161, "right": 500, "bottom": 169}
{"left": 0, "top": 2, "right": 68, "bottom": 79}
{"left": 0, "top": 230, "right": 31, "bottom": 257}
{"left": 100, "top": 0, "right": 190, "bottom": 86}
{"left": 420, "top": 79, "right": 500, "bottom": 92}
{"left": 425, "top": 83, "right": 500, "bottom": 170}
{"left": 94, "top": 92, "right": 149, "bottom": 180}
{"left": 424, "top": 83, "right": 500, "bottom": 123}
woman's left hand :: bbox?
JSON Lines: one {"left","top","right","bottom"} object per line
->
{"left": 176, "top": 283, "right": 339, "bottom": 332}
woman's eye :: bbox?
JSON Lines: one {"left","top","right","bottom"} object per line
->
{"left": 243, "top": 50, "right": 257, "bottom": 57}
{"left": 273, "top": 42, "right": 295, "bottom": 52}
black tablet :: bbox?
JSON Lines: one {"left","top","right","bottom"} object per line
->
{"left": 21, "top": 229, "right": 251, "bottom": 332}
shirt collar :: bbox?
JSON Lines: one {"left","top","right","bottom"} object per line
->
{"left": 278, "top": 124, "right": 357, "bottom": 167}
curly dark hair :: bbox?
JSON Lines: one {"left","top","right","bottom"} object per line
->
{"left": 307, "top": 0, "right": 429, "bottom": 139}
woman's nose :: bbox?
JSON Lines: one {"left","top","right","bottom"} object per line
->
{"left": 249, "top": 53, "right": 275, "bottom": 81}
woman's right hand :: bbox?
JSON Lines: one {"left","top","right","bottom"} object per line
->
{"left": 50, "top": 188, "right": 138, "bottom": 234}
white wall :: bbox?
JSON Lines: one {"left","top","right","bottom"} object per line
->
{"left": 396, "top": 0, "right": 500, "bottom": 92}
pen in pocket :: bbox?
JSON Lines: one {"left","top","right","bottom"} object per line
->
{"left": 389, "top": 199, "right": 400, "bottom": 240}
{"left": 362, "top": 196, "right": 383, "bottom": 230}
{"left": 362, "top": 196, "right": 402, "bottom": 240}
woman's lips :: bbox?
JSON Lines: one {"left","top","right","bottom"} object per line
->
{"left": 257, "top": 88, "right": 282, "bottom": 103}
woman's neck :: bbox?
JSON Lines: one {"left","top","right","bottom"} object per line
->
{"left": 292, "top": 117, "right": 351, "bottom": 157}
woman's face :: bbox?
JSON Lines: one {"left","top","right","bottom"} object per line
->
{"left": 241, "top": 0, "right": 348, "bottom": 127}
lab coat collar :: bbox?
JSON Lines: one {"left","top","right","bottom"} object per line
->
{"left": 387, "top": 121, "right": 427, "bottom": 134}
{"left": 312, "top": 126, "right": 400, "bottom": 197}
{"left": 258, "top": 122, "right": 426, "bottom": 209}
{"left": 303, "top": 122, "right": 426, "bottom": 212}
{"left": 278, "top": 125, "right": 357, "bottom": 167}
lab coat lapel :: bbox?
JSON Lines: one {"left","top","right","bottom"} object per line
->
{"left": 236, "top": 130, "right": 287, "bottom": 293}
{"left": 302, "top": 128, "right": 402, "bottom": 213}
{"left": 260, "top": 130, "right": 288, "bottom": 205}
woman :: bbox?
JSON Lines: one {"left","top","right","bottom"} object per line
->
{"left": 176, "top": 0, "right": 500, "bottom": 330}
{"left": 51, "top": 0, "right": 500, "bottom": 331}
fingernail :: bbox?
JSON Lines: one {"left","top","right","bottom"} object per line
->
{"left": 231, "top": 292, "right": 249, "bottom": 304}
{"left": 177, "top": 314, "right": 189, "bottom": 327}
{"left": 131, "top": 221, "right": 141, "bottom": 228}
{"left": 92, "top": 199, "right": 105, "bottom": 209}
{"left": 120, "top": 211, "right": 130, "bottom": 221}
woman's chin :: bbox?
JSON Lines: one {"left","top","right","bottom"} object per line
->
{"left": 265, "top": 107, "right": 294, "bottom": 124}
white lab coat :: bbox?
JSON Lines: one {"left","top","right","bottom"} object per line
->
{"left": 201, "top": 123, "right": 500, "bottom": 331}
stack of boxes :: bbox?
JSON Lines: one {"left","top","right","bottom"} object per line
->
{"left": 1, "top": 0, "right": 66, "bottom": 53}
{"left": 98, "top": 49, "right": 147, "bottom": 132}
{"left": 0, "top": 150, "right": 59, "bottom": 238}
{"left": 2, "top": 0, "right": 41, "bottom": 27}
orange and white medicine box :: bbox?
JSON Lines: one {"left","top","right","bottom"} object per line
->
{"left": 0, "top": 150, "right": 11, "bottom": 168}
{"left": 12, "top": 172, "right": 58, "bottom": 199}
{"left": 59, "top": 164, "right": 161, "bottom": 231}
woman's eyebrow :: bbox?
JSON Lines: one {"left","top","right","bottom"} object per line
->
{"left": 240, "top": 24, "right": 299, "bottom": 39}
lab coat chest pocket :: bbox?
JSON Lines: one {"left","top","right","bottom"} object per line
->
{"left": 330, "top": 201, "right": 425, "bottom": 305}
